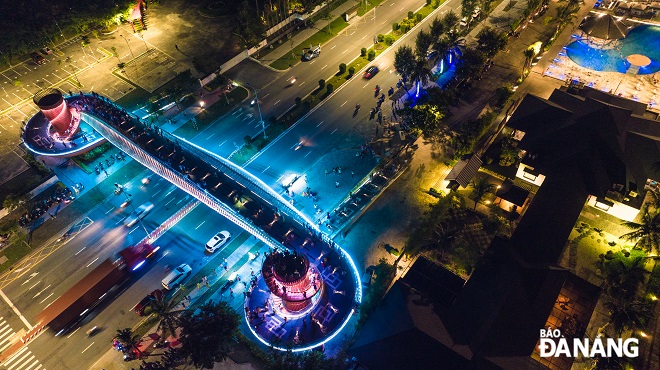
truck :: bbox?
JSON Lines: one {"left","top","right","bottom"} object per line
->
{"left": 35, "top": 243, "right": 159, "bottom": 336}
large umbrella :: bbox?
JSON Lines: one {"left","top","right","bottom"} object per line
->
{"left": 578, "top": 13, "right": 633, "bottom": 40}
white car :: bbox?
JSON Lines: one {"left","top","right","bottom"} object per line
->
{"left": 162, "top": 264, "right": 192, "bottom": 290}
{"left": 205, "top": 231, "right": 231, "bottom": 253}
{"left": 459, "top": 17, "right": 468, "bottom": 27}
{"left": 124, "top": 202, "right": 154, "bottom": 227}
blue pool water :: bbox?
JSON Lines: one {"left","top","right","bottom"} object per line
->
{"left": 566, "top": 25, "right": 660, "bottom": 74}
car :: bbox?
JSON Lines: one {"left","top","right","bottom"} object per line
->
{"left": 133, "top": 289, "right": 163, "bottom": 316}
{"left": 362, "top": 266, "right": 376, "bottom": 288}
{"left": 30, "top": 52, "right": 45, "bottom": 65}
{"left": 205, "top": 230, "right": 231, "bottom": 253}
{"left": 40, "top": 47, "right": 53, "bottom": 55}
{"left": 124, "top": 202, "right": 154, "bottom": 227}
{"left": 363, "top": 66, "right": 379, "bottom": 79}
{"left": 162, "top": 263, "right": 192, "bottom": 290}
{"left": 302, "top": 44, "right": 321, "bottom": 61}
{"left": 459, "top": 17, "right": 468, "bottom": 27}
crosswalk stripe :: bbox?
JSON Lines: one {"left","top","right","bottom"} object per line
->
{"left": 12, "top": 355, "right": 35, "bottom": 370}
{"left": 0, "top": 339, "right": 14, "bottom": 352}
{"left": 7, "top": 351, "right": 31, "bottom": 370}
{"left": 0, "top": 326, "right": 14, "bottom": 342}
{"left": 21, "top": 361, "right": 39, "bottom": 370}
{"left": 3, "top": 347, "right": 28, "bottom": 365}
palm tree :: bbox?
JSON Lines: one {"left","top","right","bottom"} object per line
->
{"left": 550, "top": 4, "right": 577, "bottom": 40}
{"left": 429, "top": 17, "right": 445, "bottom": 40}
{"left": 470, "top": 177, "right": 496, "bottom": 210}
{"left": 522, "top": 47, "right": 536, "bottom": 79}
{"left": 428, "top": 222, "right": 459, "bottom": 260}
{"left": 600, "top": 257, "right": 649, "bottom": 300}
{"left": 150, "top": 293, "right": 185, "bottom": 339}
{"left": 603, "top": 298, "right": 651, "bottom": 336}
{"left": 441, "top": 10, "right": 460, "bottom": 31}
{"left": 115, "top": 328, "right": 142, "bottom": 356}
{"left": 620, "top": 210, "right": 660, "bottom": 254}
{"left": 409, "top": 58, "right": 432, "bottom": 98}
{"left": 414, "top": 30, "right": 434, "bottom": 59}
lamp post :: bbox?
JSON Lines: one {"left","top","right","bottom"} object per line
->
{"left": 115, "top": 183, "right": 149, "bottom": 236}
{"left": 119, "top": 34, "right": 136, "bottom": 60}
{"left": 245, "top": 83, "right": 267, "bottom": 139}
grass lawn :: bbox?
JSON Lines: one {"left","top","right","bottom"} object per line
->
{"left": 270, "top": 16, "right": 349, "bottom": 70}
{"left": 116, "top": 86, "right": 151, "bottom": 111}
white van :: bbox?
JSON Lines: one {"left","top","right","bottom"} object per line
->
{"left": 162, "top": 263, "right": 192, "bottom": 290}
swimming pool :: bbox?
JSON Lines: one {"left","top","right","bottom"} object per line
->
{"left": 566, "top": 25, "right": 660, "bottom": 74}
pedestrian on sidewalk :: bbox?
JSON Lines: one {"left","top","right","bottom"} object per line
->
{"left": 335, "top": 181, "right": 339, "bottom": 188}
{"left": 197, "top": 282, "right": 201, "bottom": 289}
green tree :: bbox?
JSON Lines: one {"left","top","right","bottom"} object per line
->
{"left": 620, "top": 211, "right": 660, "bottom": 254}
{"left": 476, "top": 26, "right": 508, "bottom": 58}
{"left": 604, "top": 298, "right": 651, "bottom": 336}
{"left": 318, "top": 79, "right": 325, "bottom": 90}
{"left": 178, "top": 301, "right": 240, "bottom": 369}
{"left": 522, "top": 47, "right": 536, "bottom": 79}
{"left": 599, "top": 257, "right": 649, "bottom": 300}
{"left": 339, "top": 63, "right": 346, "bottom": 74}
{"left": 150, "top": 293, "right": 184, "bottom": 339}
{"left": 409, "top": 57, "right": 432, "bottom": 98}
{"left": 394, "top": 45, "right": 416, "bottom": 80}
{"left": 461, "top": 0, "right": 478, "bottom": 19}
{"left": 3, "top": 193, "right": 30, "bottom": 212}
{"left": 429, "top": 16, "right": 445, "bottom": 40}
{"left": 114, "top": 328, "right": 142, "bottom": 355}
{"left": 499, "top": 138, "right": 518, "bottom": 166}
{"left": 470, "top": 177, "right": 495, "bottom": 210}
{"left": 414, "top": 30, "right": 433, "bottom": 59}
{"left": 410, "top": 104, "right": 444, "bottom": 136}
{"left": 441, "top": 10, "right": 460, "bottom": 31}
{"left": 550, "top": 4, "right": 577, "bottom": 39}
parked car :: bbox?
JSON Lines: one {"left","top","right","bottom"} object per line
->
{"left": 363, "top": 66, "right": 379, "bottom": 79}
{"left": 205, "top": 230, "right": 232, "bottom": 253}
{"left": 162, "top": 264, "right": 192, "bottom": 290}
{"left": 30, "top": 52, "right": 45, "bottom": 65}
{"left": 302, "top": 44, "right": 321, "bottom": 61}
{"left": 133, "top": 289, "right": 163, "bottom": 316}
{"left": 362, "top": 266, "right": 376, "bottom": 288}
{"left": 124, "top": 202, "right": 154, "bottom": 227}
{"left": 40, "top": 47, "right": 53, "bottom": 55}
{"left": 459, "top": 17, "right": 468, "bottom": 27}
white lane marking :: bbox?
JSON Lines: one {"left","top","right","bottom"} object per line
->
{"left": 341, "top": 101, "right": 347, "bottom": 107}
{"left": 152, "top": 189, "right": 162, "bottom": 197}
{"left": 39, "top": 293, "right": 53, "bottom": 304}
{"left": 165, "top": 198, "right": 175, "bottom": 206}
{"left": 3, "top": 346, "right": 27, "bottom": 365}
{"left": 322, "top": 64, "right": 327, "bottom": 69}
{"left": 316, "top": 121, "right": 324, "bottom": 127}
{"left": 86, "top": 258, "right": 99, "bottom": 268}
{"left": 67, "top": 327, "right": 81, "bottom": 338}
{"left": 128, "top": 226, "right": 139, "bottom": 234}
{"left": 304, "top": 150, "right": 312, "bottom": 157}
{"left": 75, "top": 247, "right": 86, "bottom": 256}
{"left": 262, "top": 93, "right": 270, "bottom": 98}
{"left": 331, "top": 129, "right": 337, "bottom": 135}
{"left": 331, "top": 45, "right": 336, "bottom": 49}
{"left": 177, "top": 198, "right": 186, "bottom": 205}
{"left": 28, "top": 281, "right": 41, "bottom": 290}
{"left": 105, "top": 207, "right": 115, "bottom": 214}
{"left": 166, "top": 188, "right": 176, "bottom": 197}
{"left": 299, "top": 81, "right": 305, "bottom": 86}
{"left": 81, "top": 342, "right": 94, "bottom": 353}
{"left": 342, "top": 49, "right": 348, "bottom": 54}
{"left": 207, "top": 133, "right": 215, "bottom": 140}
{"left": 363, "top": 83, "right": 369, "bottom": 88}
{"left": 33, "top": 285, "right": 51, "bottom": 299}
{"left": 262, "top": 166, "right": 270, "bottom": 173}
{"left": 219, "top": 139, "right": 227, "bottom": 147}
{"left": 273, "top": 99, "right": 281, "bottom": 106}
{"left": 195, "top": 220, "right": 206, "bottom": 230}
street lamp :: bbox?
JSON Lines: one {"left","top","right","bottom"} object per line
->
{"left": 115, "top": 183, "right": 149, "bottom": 236}
{"left": 245, "top": 83, "right": 267, "bottom": 139}
{"left": 119, "top": 34, "right": 136, "bottom": 60}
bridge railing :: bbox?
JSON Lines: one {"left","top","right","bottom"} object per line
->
{"left": 82, "top": 113, "right": 286, "bottom": 252}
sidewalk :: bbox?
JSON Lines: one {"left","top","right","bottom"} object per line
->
{"left": 255, "top": 1, "right": 357, "bottom": 65}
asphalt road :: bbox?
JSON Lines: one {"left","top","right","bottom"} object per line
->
{"left": 192, "top": 0, "right": 428, "bottom": 158}
{"left": 242, "top": 0, "right": 460, "bottom": 205}
{"left": 0, "top": 171, "right": 248, "bottom": 369}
